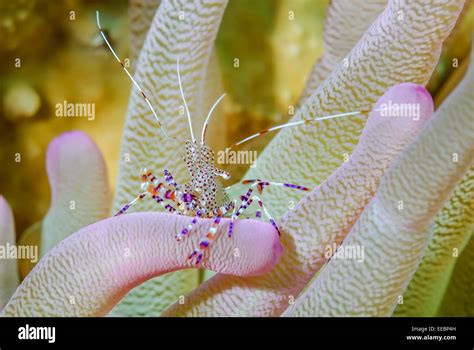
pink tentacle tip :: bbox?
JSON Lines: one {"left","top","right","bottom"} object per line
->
{"left": 227, "top": 219, "right": 284, "bottom": 275}
{"left": 275, "top": 240, "right": 283, "bottom": 259}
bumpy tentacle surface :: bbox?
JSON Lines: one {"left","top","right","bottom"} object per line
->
{"left": 228, "top": 0, "right": 464, "bottom": 219}
{"left": 283, "top": 61, "right": 474, "bottom": 316}
{"left": 129, "top": 0, "right": 162, "bottom": 66}
{"left": 163, "top": 83, "right": 434, "bottom": 316}
{"left": 114, "top": 0, "right": 228, "bottom": 210}
{"left": 1, "top": 213, "right": 281, "bottom": 317}
{"left": 111, "top": 0, "right": 229, "bottom": 316}
{"left": 395, "top": 167, "right": 474, "bottom": 316}
{"left": 438, "top": 233, "right": 474, "bottom": 316}
{"left": 0, "top": 197, "right": 20, "bottom": 310}
{"left": 299, "top": 0, "right": 387, "bottom": 103}
{"left": 167, "top": 0, "right": 464, "bottom": 317}
{"left": 41, "top": 131, "right": 110, "bottom": 256}
{"left": 395, "top": 55, "right": 474, "bottom": 316}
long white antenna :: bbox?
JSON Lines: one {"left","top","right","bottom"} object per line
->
{"left": 177, "top": 59, "right": 195, "bottom": 143}
{"left": 96, "top": 11, "right": 170, "bottom": 139}
{"left": 227, "top": 110, "right": 366, "bottom": 150}
{"left": 201, "top": 93, "right": 226, "bottom": 144}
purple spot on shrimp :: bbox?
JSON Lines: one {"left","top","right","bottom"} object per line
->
{"left": 195, "top": 253, "right": 203, "bottom": 264}
{"left": 256, "top": 211, "right": 262, "bottom": 218}
{"left": 199, "top": 240, "right": 209, "bottom": 249}
{"left": 182, "top": 193, "right": 194, "bottom": 203}
{"left": 228, "top": 222, "right": 234, "bottom": 237}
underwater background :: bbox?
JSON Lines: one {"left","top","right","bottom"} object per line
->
{"left": 0, "top": 0, "right": 472, "bottom": 317}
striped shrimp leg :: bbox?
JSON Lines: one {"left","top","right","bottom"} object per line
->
{"left": 139, "top": 168, "right": 166, "bottom": 193}
{"left": 189, "top": 211, "right": 223, "bottom": 265}
{"left": 114, "top": 168, "right": 166, "bottom": 216}
{"left": 228, "top": 189, "right": 254, "bottom": 238}
{"left": 220, "top": 199, "right": 237, "bottom": 218}
{"left": 114, "top": 192, "right": 148, "bottom": 216}
{"left": 218, "top": 199, "right": 237, "bottom": 237}
{"left": 140, "top": 169, "right": 183, "bottom": 211}
{"left": 176, "top": 210, "right": 203, "bottom": 241}
{"left": 241, "top": 179, "right": 310, "bottom": 194}
{"left": 151, "top": 194, "right": 180, "bottom": 214}
{"left": 164, "top": 169, "right": 180, "bottom": 189}
{"left": 150, "top": 175, "right": 191, "bottom": 214}
{"left": 251, "top": 196, "right": 281, "bottom": 236}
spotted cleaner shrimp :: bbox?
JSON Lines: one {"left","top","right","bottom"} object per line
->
{"left": 96, "top": 11, "right": 364, "bottom": 264}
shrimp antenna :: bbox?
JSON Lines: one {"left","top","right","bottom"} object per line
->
{"left": 201, "top": 93, "right": 226, "bottom": 144}
{"left": 226, "top": 110, "right": 369, "bottom": 150}
{"left": 177, "top": 59, "right": 195, "bottom": 143}
{"left": 96, "top": 11, "right": 170, "bottom": 139}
